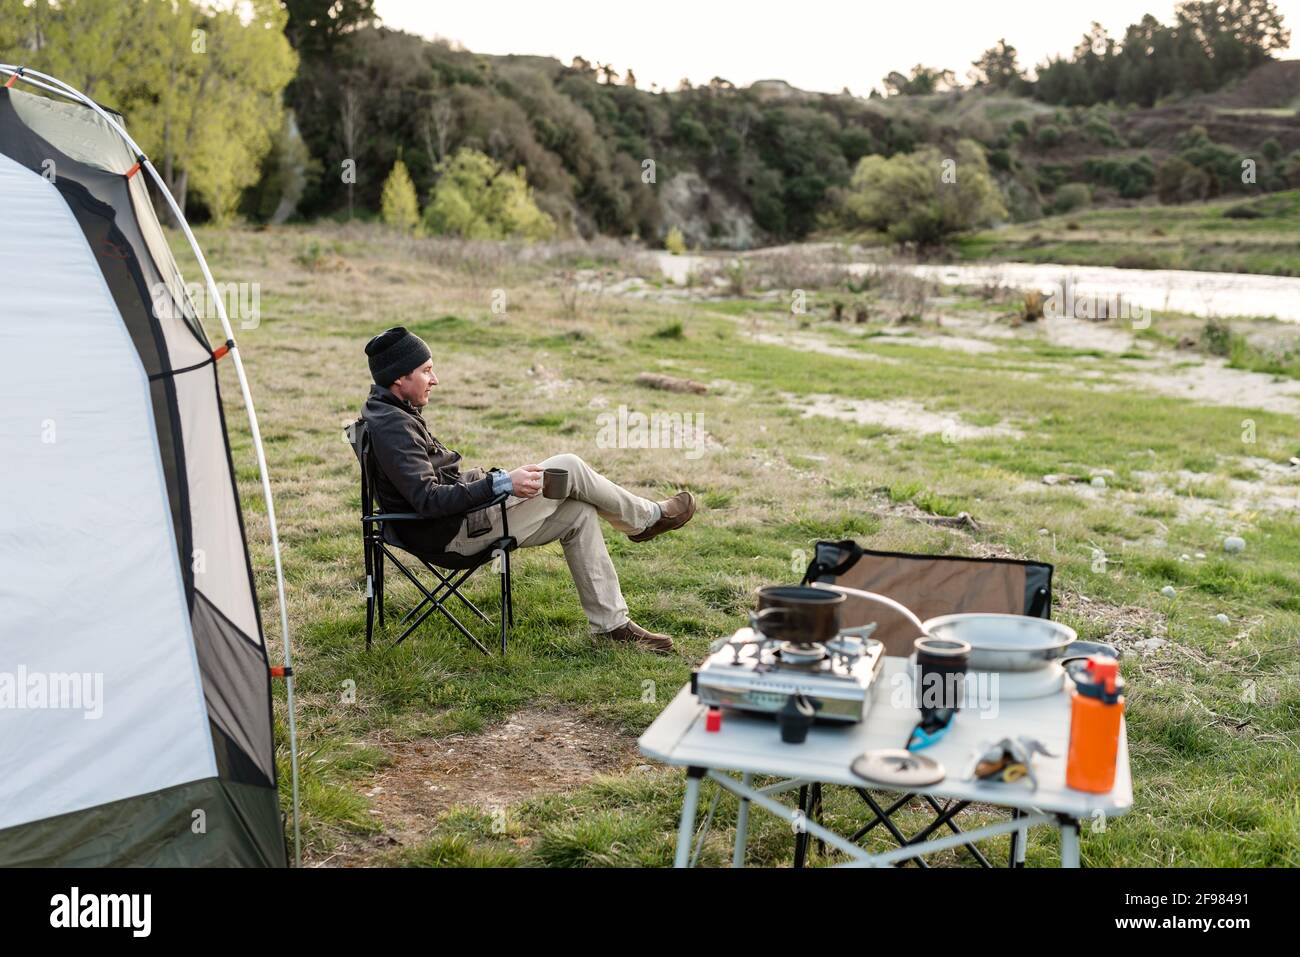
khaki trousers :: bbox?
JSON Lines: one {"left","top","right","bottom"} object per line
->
{"left": 443, "top": 452, "right": 657, "bottom": 633}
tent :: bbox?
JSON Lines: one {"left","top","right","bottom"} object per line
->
{"left": 0, "top": 67, "right": 298, "bottom": 866}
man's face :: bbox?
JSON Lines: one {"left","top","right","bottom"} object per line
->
{"left": 391, "top": 360, "right": 438, "bottom": 408}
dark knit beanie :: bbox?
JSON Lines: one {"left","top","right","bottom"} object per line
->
{"left": 365, "top": 326, "right": 432, "bottom": 386}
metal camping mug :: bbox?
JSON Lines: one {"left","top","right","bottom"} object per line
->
{"left": 914, "top": 636, "right": 971, "bottom": 713}
{"left": 543, "top": 467, "right": 570, "bottom": 499}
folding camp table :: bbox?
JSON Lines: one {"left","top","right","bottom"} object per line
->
{"left": 639, "top": 657, "right": 1132, "bottom": 868}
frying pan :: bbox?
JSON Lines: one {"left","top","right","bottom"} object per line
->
{"left": 811, "top": 582, "right": 1110, "bottom": 671}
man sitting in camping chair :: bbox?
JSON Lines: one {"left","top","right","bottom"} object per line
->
{"left": 360, "top": 326, "right": 696, "bottom": 654}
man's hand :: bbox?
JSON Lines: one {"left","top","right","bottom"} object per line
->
{"left": 508, "top": 464, "right": 544, "bottom": 498}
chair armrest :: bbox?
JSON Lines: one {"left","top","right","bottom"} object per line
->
{"left": 364, "top": 492, "right": 509, "bottom": 524}
{"left": 362, "top": 512, "right": 424, "bottom": 523}
{"left": 465, "top": 492, "right": 510, "bottom": 514}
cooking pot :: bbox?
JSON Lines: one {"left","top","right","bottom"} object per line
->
{"left": 751, "top": 585, "right": 845, "bottom": 645}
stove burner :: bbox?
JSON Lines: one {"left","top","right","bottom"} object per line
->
{"left": 776, "top": 642, "right": 828, "bottom": 665}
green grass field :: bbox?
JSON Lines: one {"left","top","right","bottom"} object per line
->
{"left": 179, "top": 224, "right": 1300, "bottom": 867}
{"left": 958, "top": 190, "right": 1300, "bottom": 276}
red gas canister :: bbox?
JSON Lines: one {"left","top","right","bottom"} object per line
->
{"left": 1066, "top": 655, "right": 1125, "bottom": 793}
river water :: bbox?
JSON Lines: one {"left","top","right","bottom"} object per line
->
{"left": 654, "top": 252, "right": 1300, "bottom": 322}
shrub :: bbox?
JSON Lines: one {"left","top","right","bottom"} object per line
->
{"left": 1284, "top": 151, "right": 1300, "bottom": 189}
{"left": 1156, "top": 156, "right": 1211, "bottom": 204}
{"left": 1082, "top": 111, "right": 1123, "bottom": 148}
{"left": 664, "top": 227, "right": 687, "bottom": 255}
{"left": 1081, "top": 155, "right": 1155, "bottom": 199}
{"left": 380, "top": 159, "right": 420, "bottom": 233}
{"left": 1035, "top": 124, "right": 1063, "bottom": 150}
{"left": 1053, "top": 182, "right": 1092, "bottom": 214}
{"left": 841, "top": 139, "right": 1007, "bottom": 248}
{"left": 1223, "top": 203, "right": 1264, "bottom": 220}
{"left": 423, "top": 148, "right": 556, "bottom": 241}
{"left": 1201, "top": 319, "right": 1236, "bottom": 357}
{"left": 1021, "top": 290, "right": 1045, "bottom": 322}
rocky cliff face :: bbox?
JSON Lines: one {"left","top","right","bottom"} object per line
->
{"left": 660, "top": 170, "right": 766, "bottom": 250}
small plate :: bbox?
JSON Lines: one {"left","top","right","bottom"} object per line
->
{"left": 850, "top": 748, "right": 946, "bottom": 787}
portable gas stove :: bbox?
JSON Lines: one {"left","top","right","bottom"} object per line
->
{"left": 691, "top": 625, "right": 886, "bottom": 724}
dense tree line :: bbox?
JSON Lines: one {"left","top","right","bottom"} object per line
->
{"left": 1, "top": 1, "right": 1292, "bottom": 242}
{"left": 1032, "top": 1, "right": 1290, "bottom": 106}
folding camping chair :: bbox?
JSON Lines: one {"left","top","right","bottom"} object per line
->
{"left": 794, "top": 540, "right": 1055, "bottom": 868}
{"left": 346, "top": 418, "right": 517, "bottom": 655}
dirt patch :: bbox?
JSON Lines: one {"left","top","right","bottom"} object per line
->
{"left": 315, "top": 707, "right": 641, "bottom": 867}
{"left": 870, "top": 328, "right": 1002, "bottom": 354}
{"left": 786, "top": 392, "right": 1022, "bottom": 441}
{"left": 1109, "top": 359, "right": 1300, "bottom": 416}
{"left": 751, "top": 329, "right": 900, "bottom": 363}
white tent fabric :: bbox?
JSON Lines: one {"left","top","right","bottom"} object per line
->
{"left": 0, "top": 153, "right": 216, "bottom": 830}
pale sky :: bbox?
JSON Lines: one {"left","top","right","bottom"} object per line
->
{"left": 374, "top": 0, "right": 1298, "bottom": 94}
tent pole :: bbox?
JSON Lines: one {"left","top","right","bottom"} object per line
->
{"left": 3, "top": 64, "right": 303, "bottom": 867}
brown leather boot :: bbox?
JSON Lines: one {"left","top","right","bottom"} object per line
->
{"left": 628, "top": 491, "right": 696, "bottom": 543}
{"left": 600, "top": 620, "right": 674, "bottom": 654}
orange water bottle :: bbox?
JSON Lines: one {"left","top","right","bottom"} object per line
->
{"left": 1066, "top": 655, "right": 1125, "bottom": 793}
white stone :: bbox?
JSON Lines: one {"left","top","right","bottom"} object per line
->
{"left": 1224, "top": 536, "right": 1246, "bottom": 553}
{"left": 1215, "top": 613, "right": 1231, "bottom": 625}
{"left": 1160, "top": 585, "right": 1176, "bottom": 598}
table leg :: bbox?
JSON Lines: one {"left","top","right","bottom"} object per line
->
{"left": 732, "top": 772, "right": 753, "bottom": 868}
{"left": 793, "top": 784, "right": 810, "bottom": 868}
{"left": 1059, "top": 816, "right": 1080, "bottom": 868}
{"left": 674, "top": 767, "right": 706, "bottom": 868}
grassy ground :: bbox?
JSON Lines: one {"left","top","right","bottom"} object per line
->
{"left": 176, "top": 224, "right": 1300, "bottom": 867}
{"left": 956, "top": 190, "right": 1300, "bottom": 276}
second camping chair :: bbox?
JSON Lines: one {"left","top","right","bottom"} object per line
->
{"left": 795, "top": 539, "right": 1053, "bottom": 867}
{"left": 346, "top": 418, "right": 517, "bottom": 655}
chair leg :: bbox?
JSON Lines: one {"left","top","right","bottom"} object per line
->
{"left": 363, "top": 533, "right": 375, "bottom": 652}
{"left": 504, "top": 550, "right": 514, "bottom": 627}
{"left": 376, "top": 542, "right": 386, "bottom": 626}
{"left": 499, "top": 552, "right": 508, "bottom": 656}
{"left": 416, "top": 559, "right": 492, "bottom": 624}
{"left": 365, "top": 574, "right": 375, "bottom": 652}
{"left": 387, "top": 557, "right": 490, "bottom": 655}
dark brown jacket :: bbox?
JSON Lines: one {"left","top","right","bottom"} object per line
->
{"left": 362, "top": 385, "right": 497, "bottom": 553}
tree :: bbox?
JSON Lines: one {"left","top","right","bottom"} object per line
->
{"left": 0, "top": 0, "right": 297, "bottom": 223}
{"left": 380, "top": 158, "right": 420, "bottom": 232}
{"left": 0, "top": 0, "right": 151, "bottom": 100}
{"left": 339, "top": 82, "right": 366, "bottom": 220}
{"left": 283, "top": 0, "right": 376, "bottom": 56}
{"left": 970, "top": 39, "right": 1023, "bottom": 89}
{"left": 422, "top": 148, "right": 555, "bottom": 241}
{"left": 841, "top": 139, "right": 1006, "bottom": 247}
{"left": 883, "top": 65, "right": 958, "bottom": 96}
{"left": 420, "top": 94, "right": 455, "bottom": 169}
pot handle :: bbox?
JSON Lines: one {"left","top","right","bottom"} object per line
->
{"left": 748, "top": 606, "right": 789, "bottom": 635}
{"left": 1061, "top": 639, "right": 1121, "bottom": 662}
{"left": 810, "top": 582, "right": 928, "bottom": 637}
